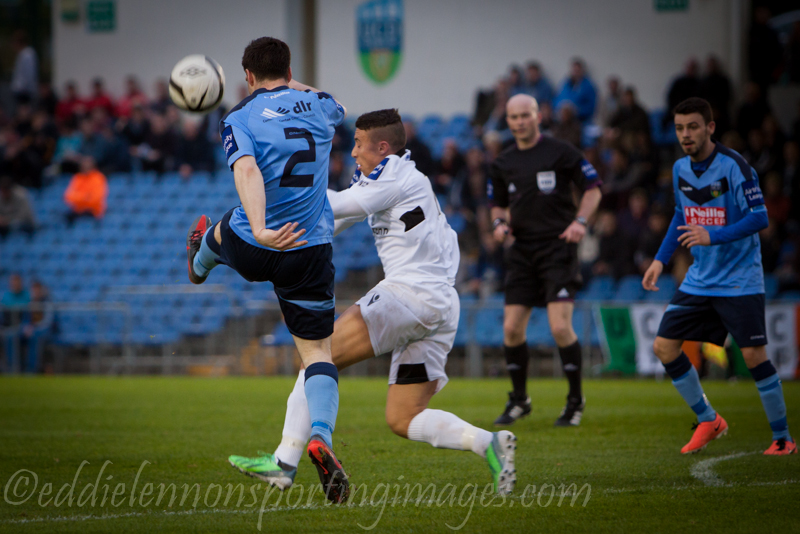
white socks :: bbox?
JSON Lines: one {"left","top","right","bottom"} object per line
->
{"left": 274, "top": 369, "right": 311, "bottom": 468}
{"left": 407, "top": 409, "right": 494, "bottom": 458}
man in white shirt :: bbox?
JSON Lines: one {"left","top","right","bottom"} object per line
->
{"left": 11, "top": 31, "right": 37, "bottom": 104}
{"left": 229, "top": 109, "right": 517, "bottom": 497}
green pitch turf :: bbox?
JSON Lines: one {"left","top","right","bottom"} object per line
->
{"left": 0, "top": 377, "right": 797, "bottom": 533}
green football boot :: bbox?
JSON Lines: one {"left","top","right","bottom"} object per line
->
{"left": 228, "top": 452, "right": 296, "bottom": 490}
{"left": 485, "top": 431, "right": 517, "bottom": 495}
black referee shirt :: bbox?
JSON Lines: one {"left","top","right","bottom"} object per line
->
{"left": 489, "top": 135, "right": 601, "bottom": 242}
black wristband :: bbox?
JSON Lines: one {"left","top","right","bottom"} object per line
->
{"left": 493, "top": 218, "right": 508, "bottom": 230}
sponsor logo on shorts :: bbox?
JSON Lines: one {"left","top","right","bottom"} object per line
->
{"left": 368, "top": 293, "right": 381, "bottom": 306}
{"left": 557, "top": 288, "right": 570, "bottom": 298}
{"left": 750, "top": 334, "right": 765, "bottom": 340}
{"left": 684, "top": 206, "right": 726, "bottom": 226}
{"left": 508, "top": 183, "right": 517, "bottom": 194}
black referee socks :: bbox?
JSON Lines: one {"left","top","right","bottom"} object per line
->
{"left": 559, "top": 341, "right": 583, "bottom": 400}
{"left": 504, "top": 342, "right": 529, "bottom": 398}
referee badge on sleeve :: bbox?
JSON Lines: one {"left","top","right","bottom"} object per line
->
{"left": 537, "top": 171, "right": 556, "bottom": 194}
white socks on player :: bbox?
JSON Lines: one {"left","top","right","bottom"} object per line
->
{"left": 407, "top": 409, "right": 494, "bottom": 458}
{"left": 274, "top": 369, "right": 311, "bottom": 469}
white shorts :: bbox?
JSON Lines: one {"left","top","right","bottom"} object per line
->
{"left": 357, "top": 279, "right": 459, "bottom": 393}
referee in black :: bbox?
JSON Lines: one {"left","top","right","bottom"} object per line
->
{"left": 489, "top": 94, "right": 602, "bottom": 427}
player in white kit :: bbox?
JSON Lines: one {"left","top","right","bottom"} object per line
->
{"left": 229, "top": 110, "right": 516, "bottom": 496}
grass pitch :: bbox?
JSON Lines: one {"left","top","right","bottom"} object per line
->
{"left": 0, "top": 376, "right": 798, "bottom": 533}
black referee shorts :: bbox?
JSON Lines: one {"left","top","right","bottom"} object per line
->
{"left": 216, "top": 208, "right": 335, "bottom": 340}
{"left": 504, "top": 239, "right": 582, "bottom": 308}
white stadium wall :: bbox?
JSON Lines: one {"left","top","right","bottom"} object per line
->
{"left": 52, "top": 0, "right": 742, "bottom": 117}
{"left": 316, "top": 0, "right": 741, "bottom": 117}
{"left": 52, "top": 0, "right": 289, "bottom": 105}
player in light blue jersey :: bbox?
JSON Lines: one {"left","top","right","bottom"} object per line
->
{"left": 643, "top": 98, "right": 794, "bottom": 456}
{"left": 184, "top": 37, "right": 352, "bottom": 501}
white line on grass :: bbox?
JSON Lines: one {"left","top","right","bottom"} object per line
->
{"left": 690, "top": 451, "right": 754, "bottom": 487}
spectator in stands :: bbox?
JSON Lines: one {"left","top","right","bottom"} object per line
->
{"left": 598, "top": 76, "right": 621, "bottom": 127}
{"left": 2, "top": 125, "right": 44, "bottom": 189}
{"left": 608, "top": 86, "right": 650, "bottom": 139}
{"left": 762, "top": 115, "right": 786, "bottom": 170}
{"left": 118, "top": 103, "right": 151, "bottom": 156}
{"left": 763, "top": 172, "right": 790, "bottom": 225}
{"left": 592, "top": 210, "right": 633, "bottom": 279}
{"left": 403, "top": 121, "right": 434, "bottom": 178}
{"left": 552, "top": 101, "right": 583, "bottom": 149}
{"left": 77, "top": 118, "right": 111, "bottom": 171}
{"left": 523, "top": 62, "right": 554, "bottom": 107}
{"left": 664, "top": 59, "right": 701, "bottom": 126}
{"left": 64, "top": 156, "right": 108, "bottom": 224}
{"left": 635, "top": 207, "right": 670, "bottom": 275}
{"left": 37, "top": 82, "right": 58, "bottom": 116}
{"left": 554, "top": 58, "right": 597, "bottom": 123}
{"left": 18, "top": 280, "right": 52, "bottom": 373}
{"left": 736, "top": 82, "right": 770, "bottom": 139}
{"left": 55, "top": 82, "right": 86, "bottom": 125}
{"left": 140, "top": 113, "right": 176, "bottom": 174}
{"left": 327, "top": 151, "right": 348, "bottom": 191}
{"left": 617, "top": 187, "right": 649, "bottom": 245}
{"left": 744, "top": 129, "right": 774, "bottom": 177}
{"left": 150, "top": 79, "right": 173, "bottom": 115}
{"left": 10, "top": 30, "right": 37, "bottom": 105}
{"left": 1, "top": 274, "right": 29, "bottom": 336}
{"left": 507, "top": 65, "right": 525, "bottom": 96}
{"left": 86, "top": 78, "right": 116, "bottom": 117}
{"left": 601, "top": 147, "right": 647, "bottom": 208}
{"left": 748, "top": 6, "right": 783, "bottom": 91}
{"left": 432, "top": 139, "right": 465, "bottom": 197}
{"left": 176, "top": 120, "right": 214, "bottom": 179}
{"left": 28, "top": 109, "right": 58, "bottom": 175}
{"left": 700, "top": 56, "right": 732, "bottom": 135}
{"left": 0, "top": 176, "right": 36, "bottom": 237}
{"left": 783, "top": 141, "right": 800, "bottom": 223}
{"left": 116, "top": 76, "right": 148, "bottom": 118}
{"left": 482, "top": 78, "right": 513, "bottom": 143}
{"left": 50, "top": 118, "right": 82, "bottom": 174}
{"left": 760, "top": 218, "right": 783, "bottom": 274}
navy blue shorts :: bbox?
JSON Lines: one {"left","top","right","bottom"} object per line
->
{"left": 656, "top": 290, "right": 767, "bottom": 348}
{"left": 216, "top": 209, "right": 334, "bottom": 340}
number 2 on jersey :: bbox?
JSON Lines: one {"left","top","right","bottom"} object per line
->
{"left": 280, "top": 127, "right": 316, "bottom": 187}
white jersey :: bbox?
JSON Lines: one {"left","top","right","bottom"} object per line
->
{"left": 327, "top": 151, "right": 460, "bottom": 286}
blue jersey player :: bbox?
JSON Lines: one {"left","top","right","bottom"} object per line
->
{"left": 643, "top": 98, "right": 794, "bottom": 456}
{"left": 184, "top": 37, "right": 352, "bottom": 501}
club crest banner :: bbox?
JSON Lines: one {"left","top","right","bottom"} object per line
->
{"left": 357, "top": 0, "right": 403, "bottom": 84}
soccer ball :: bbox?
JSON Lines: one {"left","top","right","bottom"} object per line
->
{"left": 169, "top": 55, "right": 225, "bottom": 113}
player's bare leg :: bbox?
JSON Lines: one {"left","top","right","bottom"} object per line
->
{"left": 547, "top": 301, "right": 585, "bottom": 426}
{"left": 741, "top": 345, "right": 795, "bottom": 454}
{"left": 653, "top": 336, "right": 726, "bottom": 453}
{"left": 495, "top": 305, "right": 533, "bottom": 425}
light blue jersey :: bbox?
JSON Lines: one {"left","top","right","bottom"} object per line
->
{"left": 220, "top": 86, "right": 345, "bottom": 250}
{"left": 672, "top": 143, "right": 766, "bottom": 296}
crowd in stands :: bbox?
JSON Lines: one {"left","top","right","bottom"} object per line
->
{"left": 2, "top": 9, "right": 800, "bottom": 302}
{"left": 1, "top": 273, "right": 52, "bottom": 373}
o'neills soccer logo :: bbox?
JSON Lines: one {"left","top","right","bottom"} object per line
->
{"left": 684, "top": 206, "right": 726, "bottom": 226}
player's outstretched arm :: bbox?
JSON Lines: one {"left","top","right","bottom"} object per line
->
{"left": 642, "top": 260, "right": 663, "bottom": 291}
{"left": 233, "top": 156, "right": 308, "bottom": 250}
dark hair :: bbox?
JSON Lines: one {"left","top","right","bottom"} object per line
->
{"left": 674, "top": 97, "right": 713, "bottom": 124}
{"left": 242, "top": 37, "right": 291, "bottom": 81}
{"left": 355, "top": 109, "right": 406, "bottom": 152}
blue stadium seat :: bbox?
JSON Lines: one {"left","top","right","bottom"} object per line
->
{"left": 580, "top": 276, "right": 616, "bottom": 300}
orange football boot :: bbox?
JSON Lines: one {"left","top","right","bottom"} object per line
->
{"left": 681, "top": 413, "right": 728, "bottom": 454}
{"left": 764, "top": 438, "right": 797, "bottom": 456}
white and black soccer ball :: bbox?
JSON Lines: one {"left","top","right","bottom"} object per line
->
{"left": 169, "top": 55, "right": 225, "bottom": 113}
